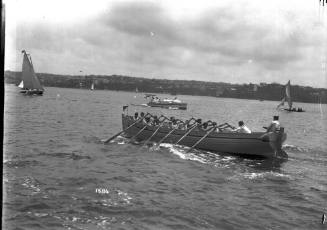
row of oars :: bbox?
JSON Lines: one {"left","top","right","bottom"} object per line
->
{"left": 102, "top": 114, "right": 235, "bottom": 152}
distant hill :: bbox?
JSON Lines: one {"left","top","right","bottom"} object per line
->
{"left": 5, "top": 70, "right": 327, "bottom": 104}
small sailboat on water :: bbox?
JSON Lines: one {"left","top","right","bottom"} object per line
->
{"left": 91, "top": 81, "right": 95, "bottom": 91}
{"left": 18, "top": 50, "right": 44, "bottom": 95}
{"left": 277, "top": 80, "right": 304, "bottom": 112}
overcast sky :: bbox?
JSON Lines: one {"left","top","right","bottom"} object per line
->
{"left": 4, "top": 0, "right": 327, "bottom": 88}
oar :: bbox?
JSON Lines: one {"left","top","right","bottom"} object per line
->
{"left": 175, "top": 124, "right": 199, "bottom": 145}
{"left": 156, "top": 128, "right": 178, "bottom": 145}
{"left": 142, "top": 118, "right": 168, "bottom": 146}
{"left": 186, "top": 126, "right": 217, "bottom": 153}
{"left": 154, "top": 118, "right": 196, "bottom": 147}
{"left": 103, "top": 113, "right": 149, "bottom": 143}
{"left": 129, "top": 125, "right": 148, "bottom": 142}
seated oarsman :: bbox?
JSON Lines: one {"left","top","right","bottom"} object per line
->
{"left": 199, "top": 122, "right": 210, "bottom": 131}
{"left": 266, "top": 116, "right": 280, "bottom": 132}
{"left": 143, "top": 116, "right": 151, "bottom": 125}
{"left": 171, "top": 119, "right": 179, "bottom": 129}
{"left": 183, "top": 118, "right": 194, "bottom": 129}
{"left": 139, "top": 112, "right": 148, "bottom": 124}
{"left": 178, "top": 121, "right": 186, "bottom": 130}
{"left": 193, "top": 119, "right": 202, "bottom": 131}
{"left": 134, "top": 112, "right": 139, "bottom": 120}
{"left": 233, "top": 121, "right": 252, "bottom": 133}
{"left": 152, "top": 115, "right": 160, "bottom": 126}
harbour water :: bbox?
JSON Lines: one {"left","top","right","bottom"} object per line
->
{"left": 3, "top": 84, "right": 327, "bottom": 229}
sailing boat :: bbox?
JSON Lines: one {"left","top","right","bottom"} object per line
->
{"left": 276, "top": 80, "right": 305, "bottom": 112}
{"left": 19, "top": 50, "right": 44, "bottom": 95}
{"left": 91, "top": 81, "right": 95, "bottom": 90}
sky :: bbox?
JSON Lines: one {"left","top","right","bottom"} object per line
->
{"left": 4, "top": 0, "right": 327, "bottom": 88}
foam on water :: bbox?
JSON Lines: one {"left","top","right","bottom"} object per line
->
{"left": 159, "top": 143, "right": 237, "bottom": 168}
{"left": 283, "top": 144, "right": 308, "bottom": 153}
{"left": 228, "top": 171, "right": 291, "bottom": 182}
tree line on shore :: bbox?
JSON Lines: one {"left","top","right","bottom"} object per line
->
{"left": 5, "top": 70, "right": 327, "bottom": 104}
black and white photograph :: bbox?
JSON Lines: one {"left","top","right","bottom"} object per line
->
{"left": 2, "top": 0, "right": 327, "bottom": 229}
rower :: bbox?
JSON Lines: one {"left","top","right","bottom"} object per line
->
{"left": 145, "top": 116, "right": 153, "bottom": 125}
{"left": 178, "top": 121, "right": 186, "bottom": 130}
{"left": 193, "top": 119, "right": 202, "bottom": 131}
{"left": 200, "top": 122, "right": 209, "bottom": 131}
{"left": 134, "top": 112, "right": 139, "bottom": 120}
{"left": 233, "top": 121, "right": 251, "bottom": 133}
{"left": 151, "top": 115, "right": 159, "bottom": 126}
{"left": 171, "top": 119, "right": 179, "bottom": 129}
{"left": 266, "top": 116, "right": 280, "bottom": 132}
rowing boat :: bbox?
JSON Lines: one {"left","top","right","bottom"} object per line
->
{"left": 121, "top": 114, "right": 287, "bottom": 158}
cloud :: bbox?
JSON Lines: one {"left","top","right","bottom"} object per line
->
{"left": 5, "top": 0, "right": 326, "bottom": 87}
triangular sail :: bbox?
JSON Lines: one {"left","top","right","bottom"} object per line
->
{"left": 285, "top": 80, "right": 292, "bottom": 109}
{"left": 18, "top": 80, "right": 24, "bottom": 88}
{"left": 91, "top": 82, "right": 94, "bottom": 90}
{"left": 277, "top": 80, "right": 292, "bottom": 110}
{"left": 21, "top": 51, "right": 44, "bottom": 90}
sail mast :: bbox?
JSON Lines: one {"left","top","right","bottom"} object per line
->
{"left": 285, "top": 80, "right": 292, "bottom": 109}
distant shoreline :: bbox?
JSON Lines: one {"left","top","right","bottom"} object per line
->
{"left": 5, "top": 71, "right": 327, "bottom": 104}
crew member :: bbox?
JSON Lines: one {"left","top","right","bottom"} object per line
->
{"left": 134, "top": 112, "right": 139, "bottom": 120}
{"left": 234, "top": 121, "right": 251, "bottom": 133}
{"left": 267, "top": 116, "right": 280, "bottom": 132}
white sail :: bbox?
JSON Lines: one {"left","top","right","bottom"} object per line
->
{"left": 21, "top": 51, "right": 44, "bottom": 91}
{"left": 277, "top": 80, "right": 292, "bottom": 110}
{"left": 18, "top": 81, "right": 24, "bottom": 88}
{"left": 285, "top": 80, "right": 292, "bottom": 109}
{"left": 91, "top": 82, "right": 94, "bottom": 90}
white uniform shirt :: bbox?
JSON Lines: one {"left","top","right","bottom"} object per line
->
{"left": 235, "top": 125, "right": 252, "bottom": 133}
{"left": 271, "top": 120, "right": 280, "bottom": 128}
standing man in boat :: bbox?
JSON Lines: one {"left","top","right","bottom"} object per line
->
{"left": 267, "top": 116, "right": 280, "bottom": 132}
{"left": 233, "top": 121, "right": 252, "bottom": 133}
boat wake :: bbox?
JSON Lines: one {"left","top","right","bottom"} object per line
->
{"left": 156, "top": 143, "right": 288, "bottom": 172}
{"left": 159, "top": 143, "right": 237, "bottom": 168}
{"left": 282, "top": 144, "right": 308, "bottom": 153}
{"left": 227, "top": 171, "right": 291, "bottom": 182}
{"left": 101, "top": 135, "right": 129, "bottom": 145}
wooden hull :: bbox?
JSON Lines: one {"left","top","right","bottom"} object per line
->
{"left": 283, "top": 108, "right": 305, "bottom": 112}
{"left": 122, "top": 115, "right": 287, "bottom": 158}
{"left": 147, "top": 102, "right": 187, "bottom": 110}
{"left": 20, "top": 89, "right": 44, "bottom": 95}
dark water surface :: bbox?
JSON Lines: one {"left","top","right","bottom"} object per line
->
{"left": 3, "top": 85, "right": 327, "bottom": 229}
